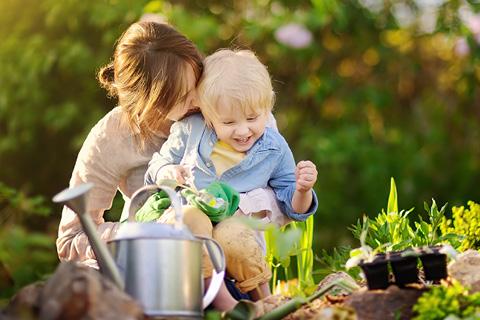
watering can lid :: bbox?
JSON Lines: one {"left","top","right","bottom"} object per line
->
{"left": 109, "top": 221, "right": 197, "bottom": 242}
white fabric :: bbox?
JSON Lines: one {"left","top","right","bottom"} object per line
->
{"left": 236, "top": 187, "right": 292, "bottom": 255}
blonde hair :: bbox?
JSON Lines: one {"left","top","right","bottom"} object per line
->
{"left": 197, "top": 49, "right": 274, "bottom": 127}
{"left": 97, "top": 21, "right": 203, "bottom": 149}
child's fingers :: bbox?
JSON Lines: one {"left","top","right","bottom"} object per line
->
{"left": 296, "top": 176, "right": 315, "bottom": 190}
{"left": 296, "top": 161, "right": 317, "bottom": 178}
{"left": 297, "top": 160, "right": 317, "bottom": 172}
{"left": 172, "top": 166, "right": 188, "bottom": 184}
{"left": 159, "top": 165, "right": 188, "bottom": 184}
{"left": 295, "top": 161, "right": 317, "bottom": 191}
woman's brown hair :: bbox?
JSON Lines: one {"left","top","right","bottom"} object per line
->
{"left": 97, "top": 21, "right": 203, "bottom": 149}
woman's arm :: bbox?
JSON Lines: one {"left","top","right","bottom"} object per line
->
{"left": 57, "top": 108, "right": 155, "bottom": 263}
{"left": 57, "top": 122, "right": 122, "bottom": 263}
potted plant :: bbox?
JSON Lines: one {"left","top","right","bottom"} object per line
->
{"left": 358, "top": 253, "right": 390, "bottom": 290}
{"left": 416, "top": 243, "right": 457, "bottom": 281}
{"left": 389, "top": 249, "right": 420, "bottom": 287}
{"left": 346, "top": 231, "right": 391, "bottom": 290}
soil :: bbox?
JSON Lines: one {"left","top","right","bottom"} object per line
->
{"left": 254, "top": 281, "right": 429, "bottom": 320}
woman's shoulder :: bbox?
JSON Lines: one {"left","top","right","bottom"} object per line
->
{"left": 94, "top": 106, "right": 124, "bottom": 131}
{"left": 80, "top": 107, "right": 136, "bottom": 155}
{"left": 87, "top": 107, "right": 129, "bottom": 139}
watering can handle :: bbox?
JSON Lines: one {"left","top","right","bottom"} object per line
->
{"left": 129, "top": 183, "right": 226, "bottom": 308}
{"left": 197, "top": 236, "right": 226, "bottom": 309}
{"left": 128, "top": 182, "right": 183, "bottom": 226}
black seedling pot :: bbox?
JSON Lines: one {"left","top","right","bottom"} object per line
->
{"left": 359, "top": 253, "right": 390, "bottom": 290}
{"left": 419, "top": 245, "right": 448, "bottom": 281}
{"left": 389, "top": 250, "right": 419, "bottom": 287}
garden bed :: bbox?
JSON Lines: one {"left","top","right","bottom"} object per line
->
{"left": 2, "top": 250, "right": 480, "bottom": 320}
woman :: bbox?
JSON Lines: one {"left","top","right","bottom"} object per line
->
{"left": 57, "top": 20, "right": 202, "bottom": 268}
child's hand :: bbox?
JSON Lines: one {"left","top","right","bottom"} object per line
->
{"left": 156, "top": 165, "right": 190, "bottom": 185}
{"left": 295, "top": 160, "right": 317, "bottom": 192}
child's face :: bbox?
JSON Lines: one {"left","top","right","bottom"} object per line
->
{"left": 211, "top": 98, "right": 267, "bottom": 152}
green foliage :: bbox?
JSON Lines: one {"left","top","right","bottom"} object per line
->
{"left": 349, "top": 177, "right": 415, "bottom": 253}
{"left": 413, "top": 281, "right": 480, "bottom": 320}
{"left": 316, "top": 178, "right": 462, "bottom": 282}
{"left": 0, "top": 182, "right": 51, "bottom": 223}
{"left": 0, "top": 183, "right": 58, "bottom": 306}
{"left": 0, "top": 0, "right": 150, "bottom": 205}
{"left": 0, "top": 226, "right": 57, "bottom": 306}
{"left": 440, "top": 201, "right": 480, "bottom": 252}
{"left": 265, "top": 221, "right": 305, "bottom": 296}
{"left": 264, "top": 215, "right": 317, "bottom": 296}
{"left": 314, "top": 246, "right": 361, "bottom": 280}
{"left": 349, "top": 179, "right": 461, "bottom": 254}
{"left": 412, "top": 200, "right": 461, "bottom": 247}
{"left": 290, "top": 217, "right": 316, "bottom": 293}
{"left": 221, "top": 300, "right": 257, "bottom": 320}
{"left": 266, "top": 225, "right": 303, "bottom": 270}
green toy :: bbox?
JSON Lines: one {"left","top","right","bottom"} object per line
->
{"left": 134, "top": 189, "right": 170, "bottom": 222}
{"left": 135, "top": 181, "right": 240, "bottom": 223}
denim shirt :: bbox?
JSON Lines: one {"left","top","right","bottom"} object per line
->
{"left": 145, "top": 113, "right": 318, "bottom": 221}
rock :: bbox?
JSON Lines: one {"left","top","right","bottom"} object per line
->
{"left": 343, "top": 284, "right": 428, "bottom": 320}
{"left": 315, "top": 306, "right": 358, "bottom": 320}
{"left": 1, "top": 261, "right": 145, "bottom": 320}
{"left": 39, "top": 261, "right": 144, "bottom": 320}
{"left": 0, "top": 283, "right": 44, "bottom": 320}
{"left": 448, "top": 249, "right": 480, "bottom": 293}
{"left": 254, "top": 294, "right": 292, "bottom": 317}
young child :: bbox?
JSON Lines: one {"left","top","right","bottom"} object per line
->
{"left": 145, "top": 49, "right": 318, "bottom": 311}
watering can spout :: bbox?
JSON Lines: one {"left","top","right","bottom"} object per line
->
{"left": 53, "top": 183, "right": 125, "bottom": 290}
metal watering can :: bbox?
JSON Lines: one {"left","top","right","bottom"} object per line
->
{"left": 53, "top": 183, "right": 226, "bottom": 319}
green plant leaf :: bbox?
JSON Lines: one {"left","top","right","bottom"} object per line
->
{"left": 280, "top": 256, "right": 291, "bottom": 268}
{"left": 222, "top": 300, "right": 256, "bottom": 320}
{"left": 387, "top": 177, "right": 398, "bottom": 214}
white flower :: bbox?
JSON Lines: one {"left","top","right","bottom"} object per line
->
{"left": 439, "top": 243, "right": 459, "bottom": 260}
{"left": 274, "top": 23, "right": 313, "bottom": 49}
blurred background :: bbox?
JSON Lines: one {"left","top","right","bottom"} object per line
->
{"left": 1, "top": 0, "right": 479, "bottom": 303}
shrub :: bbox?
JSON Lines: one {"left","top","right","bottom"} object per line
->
{"left": 440, "top": 201, "right": 480, "bottom": 253}
{"left": 413, "top": 281, "right": 480, "bottom": 320}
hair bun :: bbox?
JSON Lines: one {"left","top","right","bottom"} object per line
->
{"left": 97, "top": 62, "right": 117, "bottom": 97}
{"left": 100, "top": 63, "right": 115, "bottom": 84}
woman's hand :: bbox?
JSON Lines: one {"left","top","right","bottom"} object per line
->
{"left": 156, "top": 165, "right": 190, "bottom": 185}
{"left": 295, "top": 160, "right": 317, "bottom": 193}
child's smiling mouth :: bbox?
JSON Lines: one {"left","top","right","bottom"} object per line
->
{"left": 234, "top": 137, "right": 250, "bottom": 144}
